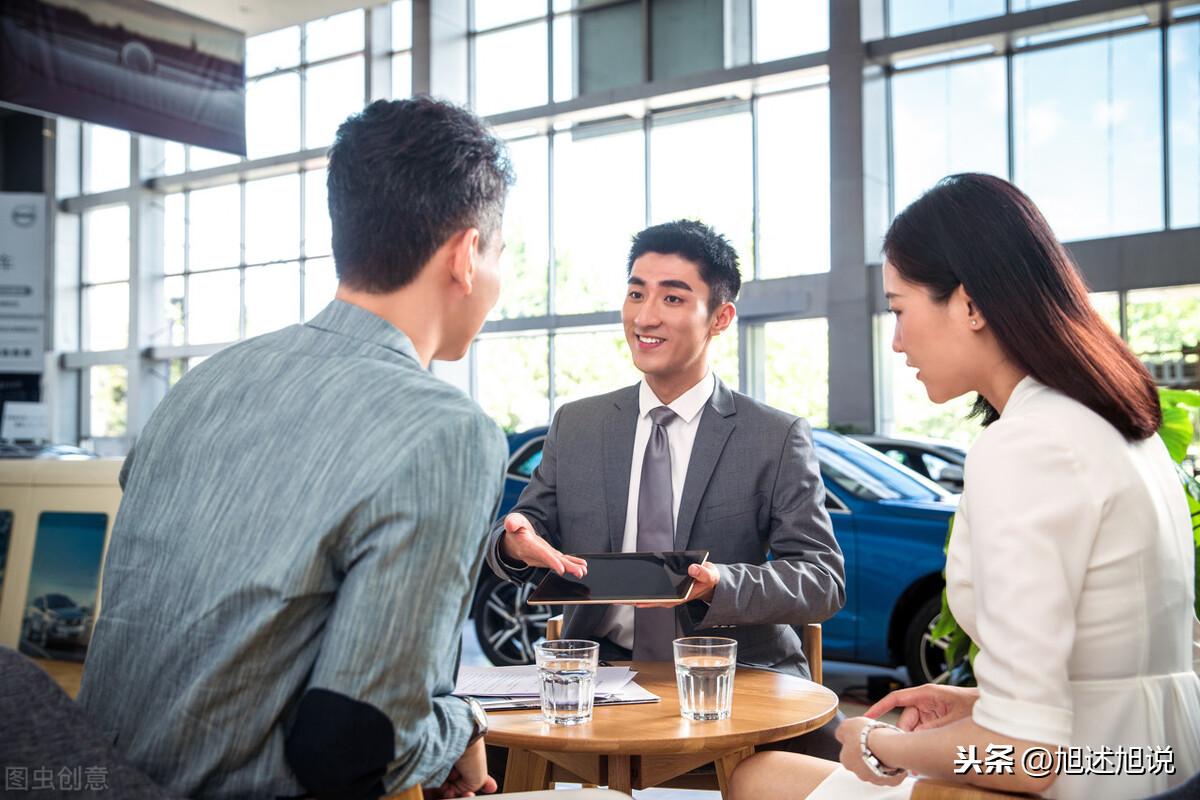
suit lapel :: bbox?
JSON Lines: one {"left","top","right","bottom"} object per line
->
{"left": 674, "top": 378, "right": 737, "bottom": 550}
{"left": 602, "top": 385, "right": 640, "bottom": 553}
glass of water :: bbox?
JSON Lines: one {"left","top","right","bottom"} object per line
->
{"left": 674, "top": 636, "right": 737, "bottom": 721}
{"left": 535, "top": 639, "right": 598, "bottom": 726}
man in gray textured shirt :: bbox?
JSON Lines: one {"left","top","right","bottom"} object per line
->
{"left": 79, "top": 97, "right": 513, "bottom": 799}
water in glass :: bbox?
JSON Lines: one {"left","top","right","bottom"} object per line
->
{"left": 676, "top": 654, "right": 735, "bottom": 720}
{"left": 537, "top": 657, "right": 596, "bottom": 725}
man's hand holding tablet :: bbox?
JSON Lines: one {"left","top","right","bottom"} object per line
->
{"left": 629, "top": 561, "right": 720, "bottom": 607}
{"left": 500, "top": 512, "right": 588, "bottom": 578}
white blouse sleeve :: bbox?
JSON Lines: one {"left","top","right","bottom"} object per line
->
{"left": 963, "top": 422, "right": 1101, "bottom": 746}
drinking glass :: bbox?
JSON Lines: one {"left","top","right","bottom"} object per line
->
{"left": 674, "top": 636, "right": 737, "bottom": 721}
{"left": 535, "top": 639, "right": 598, "bottom": 725}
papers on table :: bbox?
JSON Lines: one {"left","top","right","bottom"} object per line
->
{"left": 454, "top": 665, "right": 636, "bottom": 697}
{"left": 453, "top": 665, "right": 661, "bottom": 711}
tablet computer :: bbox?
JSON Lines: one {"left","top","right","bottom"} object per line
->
{"left": 526, "top": 550, "right": 709, "bottom": 605}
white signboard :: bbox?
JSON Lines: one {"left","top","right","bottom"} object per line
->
{"left": 1, "top": 401, "right": 48, "bottom": 441}
{"left": 0, "top": 318, "right": 44, "bottom": 373}
{"left": 0, "top": 193, "right": 46, "bottom": 316}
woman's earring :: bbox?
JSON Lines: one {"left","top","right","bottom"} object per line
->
{"left": 970, "top": 320, "right": 978, "bottom": 327}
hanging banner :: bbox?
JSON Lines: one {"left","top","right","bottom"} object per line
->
{"left": 0, "top": 0, "right": 246, "bottom": 155}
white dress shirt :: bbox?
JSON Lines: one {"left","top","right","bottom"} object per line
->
{"left": 595, "top": 370, "right": 716, "bottom": 650}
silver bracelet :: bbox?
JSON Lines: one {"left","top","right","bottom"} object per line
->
{"left": 859, "top": 720, "right": 905, "bottom": 778}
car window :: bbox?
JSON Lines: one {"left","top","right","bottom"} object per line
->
{"left": 47, "top": 594, "right": 74, "bottom": 610}
{"left": 508, "top": 439, "right": 544, "bottom": 479}
{"left": 882, "top": 448, "right": 916, "bottom": 470}
{"left": 921, "top": 452, "right": 955, "bottom": 481}
{"left": 815, "top": 433, "right": 947, "bottom": 502}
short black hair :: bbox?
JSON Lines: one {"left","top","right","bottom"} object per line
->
{"left": 627, "top": 219, "right": 741, "bottom": 312}
{"left": 326, "top": 97, "right": 514, "bottom": 293}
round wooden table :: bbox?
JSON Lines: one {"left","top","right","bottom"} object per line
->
{"left": 486, "top": 661, "right": 839, "bottom": 797}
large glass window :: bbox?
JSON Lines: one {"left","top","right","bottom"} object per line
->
{"left": 651, "top": 110, "right": 754, "bottom": 275}
{"left": 305, "top": 57, "right": 365, "bottom": 149}
{"left": 1170, "top": 21, "right": 1200, "bottom": 228}
{"left": 553, "top": 328, "right": 640, "bottom": 410}
{"left": 304, "top": 9, "right": 364, "bottom": 62}
{"left": 891, "top": 58, "right": 1008, "bottom": 214}
{"left": 553, "top": 126, "right": 645, "bottom": 314}
{"left": 1089, "top": 291, "right": 1122, "bottom": 335}
{"left": 246, "top": 73, "right": 301, "bottom": 158}
{"left": 493, "top": 137, "right": 548, "bottom": 319}
{"left": 889, "top": 0, "right": 1005, "bottom": 37}
{"left": 304, "top": 169, "right": 332, "bottom": 258}
{"left": 757, "top": 88, "right": 831, "bottom": 277}
{"left": 756, "top": 0, "right": 828, "bottom": 61}
{"left": 475, "top": 23, "right": 548, "bottom": 115}
{"left": 1014, "top": 30, "right": 1164, "bottom": 241}
{"left": 83, "top": 126, "right": 130, "bottom": 194}
{"left": 82, "top": 206, "right": 130, "bottom": 352}
{"left": 188, "top": 270, "right": 241, "bottom": 345}
{"left": 1126, "top": 284, "right": 1200, "bottom": 355}
{"left": 245, "top": 25, "right": 300, "bottom": 76}
{"left": 475, "top": 333, "right": 550, "bottom": 432}
{"left": 188, "top": 185, "right": 241, "bottom": 271}
{"left": 89, "top": 367, "right": 128, "bottom": 438}
{"left": 305, "top": 257, "right": 338, "bottom": 321}
{"left": 762, "top": 318, "right": 828, "bottom": 428}
{"left": 245, "top": 262, "right": 300, "bottom": 337}
{"left": 245, "top": 175, "right": 301, "bottom": 265}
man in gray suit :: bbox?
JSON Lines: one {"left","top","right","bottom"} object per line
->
{"left": 487, "top": 219, "right": 846, "bottom": 757}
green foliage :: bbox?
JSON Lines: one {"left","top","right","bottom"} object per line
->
{"left": 932, "top": 387, "right": 1200, "bottom": 684}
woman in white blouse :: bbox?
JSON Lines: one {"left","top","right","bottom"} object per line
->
{"left": 730, "top": 174, "right": 1200, "bottom": 800}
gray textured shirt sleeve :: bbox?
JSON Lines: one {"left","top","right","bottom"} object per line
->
{"left": 300, "top": 412, "right": 508, "bottom": 792}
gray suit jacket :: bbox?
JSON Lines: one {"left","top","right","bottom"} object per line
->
{"left": 487, "top": 377, "right": 844, "bottom": 678}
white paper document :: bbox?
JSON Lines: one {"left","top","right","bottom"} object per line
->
{"left": 454, "top": 665, "right": 636, "bottom": 698}
{"left": 471, "top": 681, "right": 661, "bottom": 711}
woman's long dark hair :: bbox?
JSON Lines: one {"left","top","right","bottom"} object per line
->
{"left": 883, "top": 173, "right": 1161, "bottom": 441}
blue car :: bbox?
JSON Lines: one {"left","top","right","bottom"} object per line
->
{"left": 471, "top": 427, "right": 957, "bottom": 684}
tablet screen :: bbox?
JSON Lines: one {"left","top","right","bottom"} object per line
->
{"left": 527, "top": 550, "right": 709, "bottom": 604}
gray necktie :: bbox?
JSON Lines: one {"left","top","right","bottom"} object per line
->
{"left": 633, "top": 406, "right": 677, "bottom": 661}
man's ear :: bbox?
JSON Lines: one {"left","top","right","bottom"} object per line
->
{"left": 710, "top": 302, "right": 736, "bottom": 336}
{"left": 447, "top": 227, "right": 482, "bottom": 295}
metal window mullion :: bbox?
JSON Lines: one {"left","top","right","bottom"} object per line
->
{"left": 547, "top": 131, "right": 557, "bottom": 318}
{"left": 1005, "top": 48, "right": 1016, "bottom": 182}
{"left": 546, "top": 0, "right": 555, "bottom": 106}
{"left": 750, "top": 94, "right": 761, "bottom": 279}
{"left": 1161, "top": 12, "right": 1172, "bottom": 228}
{"left": 239, "top": 180, "right": 247, "bottom": 340}
{"left": 642, "top": 0, "right": 652, "bottom": 83}
{"left": 183, "top": 191, "right": 190, "bottom": 346}
{"left": 643, "top": 115, "right": 652, "bottom": 227}
{"left": 364, "top": 5, "right": 375, "bottom": 102}
{"left": 546, "top": 330, "right": 556, "bottom": 423}
{"left": 468, "top": 0, "right": 477, "bottom": 110}
{"left": 884, "top": 66, "right": 896, "bottom": 223}
{"left": 300, "top": 167, "right": 308, "bottom": 322}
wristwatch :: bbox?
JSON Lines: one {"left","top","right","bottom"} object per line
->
{"left": 462, "top": 696, "right": 489, "bottom": 747}
{"left": 859, "top": 720, "right": 904, "bottom": 778}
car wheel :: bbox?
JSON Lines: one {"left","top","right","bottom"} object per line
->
{"left": 903, "top": 596, "right": 952, "bottom": 685}
{"left": 472, "top": 573, "right": 554, "bottom": 666}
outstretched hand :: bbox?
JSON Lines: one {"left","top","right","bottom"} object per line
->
{"left": 500, "top": 513, "right": 587, "bottom": 578}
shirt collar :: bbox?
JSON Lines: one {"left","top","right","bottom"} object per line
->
{"left": 305, "top": 299, "right": 423, "bottom": 366}
{"left": 638, "top": 371, "right": 715, "bottom": 425}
